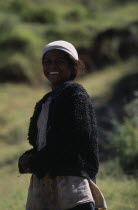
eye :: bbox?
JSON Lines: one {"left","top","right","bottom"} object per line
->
{"left": 56, "top": 60, "right": 62, "bottom": 64}
{"left": 57, "top": 59, "right": 67, "bottom": 65}
{"left": 43, "top": 59, "right": 50, "bottom": 64}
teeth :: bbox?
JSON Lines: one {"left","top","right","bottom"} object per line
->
{"left": 49, "top": 72, "right": 59, "bottom": 75}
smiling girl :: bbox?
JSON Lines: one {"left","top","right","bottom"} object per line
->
{"left": 18, "top": 41, "right": 106, "bottom": 210}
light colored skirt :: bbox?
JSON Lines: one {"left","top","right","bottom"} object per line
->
{"left": 26, "top": 174, "right": 107, "bottom": 210}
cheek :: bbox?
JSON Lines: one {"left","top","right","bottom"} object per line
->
{"left": 43, "top": 65, "right": 47, "bottom": 72}
{"left": 61, "top": 66, "right": 71, "bottom": 76}
{"left": 65, "top": 68, "right": 72, "bottom": 79}
{"left": 43, "top": 66, "right": 48, "bottom": 77}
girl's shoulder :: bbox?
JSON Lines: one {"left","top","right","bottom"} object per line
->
{"left": 35, "top": 81, "right": 89, "bottom": 107}
{"left": 61, "top": 81, "right": 88, "bottom": 96}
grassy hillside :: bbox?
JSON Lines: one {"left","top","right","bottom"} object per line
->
{"left": 0, "top": 58, "right": 137, "bottom": 145}
{"left": 0, "top": 1, "right": 138, "bottom": 208}
{"left": 0, "top": 58, "right": 138, "bottom": 209}
{"left": 0, "top": 162, "right": 138, "bottom": 210}
{"left": 0, "top": 0, "right": 138, "bottom": 83}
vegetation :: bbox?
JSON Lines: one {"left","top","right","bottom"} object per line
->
{"left": 0, "top": 0, "right": 138, "bottom": 83}
{"left": 0, "top": 0, "right": 138, "bottom": 209}
{"left": 107, "top": 99, "right": 138, "bottom": 176}
{"left": 0, "top": 58, "right": 138, "bottom": 209}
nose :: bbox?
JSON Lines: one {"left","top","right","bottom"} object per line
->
{"left": 49, "top": 62, "right": 55, "bottom": 67}
{"left": 48, "top": 61, "right": 57, "bottom": 68}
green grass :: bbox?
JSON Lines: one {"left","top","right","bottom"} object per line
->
{"left": 78, "top": 57, "right": 138, "bottom": 104}
{"left": 97, "top": 175, "right": 138, "bottom": 210}
{"left": 0, "top": 161, "right": 137, "bottom": 210}
{"left": 0, "top": 59, "right": 138, "bottom": 209}
{"left": 0, "top": 58, "right": 137, "bottom": 144}
{"left": 0, "top": 1, "right": 138, "bottom": 83}
{"left": 88, "top": 2, "right": 138, "bottom": 30}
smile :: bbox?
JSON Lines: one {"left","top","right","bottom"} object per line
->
{"left": 49, "top": 72, "right": 59, "bottom": 75}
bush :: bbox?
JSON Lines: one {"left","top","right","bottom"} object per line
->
{"left": 0, "top": 36, "right": 29, "bottom": 52}
{"left": 45, "top": 25, "right": 92, "bottom": 46}
{"left": 98, "top": 159, "right": 123, "bottom": 178}
{"left": 45, "top": 27, "right": 65, "bottom": 41}
{"left": 0, "top": 13, "right": 43, "bottom": 83}
{"left": 0, "top": 64, "right": 29, "bottom": 83}
{"left": 68, "top": 29, "right": 91, "bottom": 44}
{"left": 22, "top": 7, "right": 58, "bottom": 24}
{"left": 125, "top": 98, "right": 138, "bottom": 119}
{"left": 0, "top": 13, "right": 20, "bottom": 43}
{"left": 65, "top": 7, "right": 88, "bottom": 21}
{"left": 9, "top": 0, "right": 58, "bottom": 24}
{"left": 10, "top": 0, "right": 29, "bottom": 13}
{"left": 0, "top": 54, "right": 33, "bottom": 84}
{"left": 108, "top": 99, "right": 138, "bottom": 176}
{"left": 0, "top": 13, "right": 32, "bottom": 53}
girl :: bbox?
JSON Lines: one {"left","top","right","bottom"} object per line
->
{"left": 18, "top": 40, "right": 106, "bottom": 210}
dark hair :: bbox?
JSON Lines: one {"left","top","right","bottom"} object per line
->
{"left": 63, "top": 53, "right": 85, "bottom": 80}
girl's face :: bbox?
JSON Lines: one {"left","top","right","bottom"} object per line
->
{"left": 43, "top": 49, "right": 71, "bottom": 88}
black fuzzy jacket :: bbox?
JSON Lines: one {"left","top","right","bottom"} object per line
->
{"left": 18, "top": 81, "right": 99, "bottom": 180}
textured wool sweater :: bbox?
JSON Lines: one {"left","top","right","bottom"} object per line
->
{"left": 18, "top": 81, "right": 99, "bottom": 180}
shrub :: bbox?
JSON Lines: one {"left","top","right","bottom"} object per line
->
{"left": 125, "top": 98, "right": 138, "bottom": 119}
{"left": 22, "top": 7, "right": 58, "bottom": 24}
{"left": 9, "top": 0, "right": 58, "bottom": 24}
{"left": 45, "top": 25, "right": 92, "bottom": 46}
{"left": 0, "top": 13, "right": 20, "bottom": 43}
{"left": 0, "top": 54, "right": 33, "bottom": 84}
{"left": 0, "top": 13, "right": 43, "bottom": 84}
{"left": 0, "top": 36, "right": 29, "bottom": 52}
{"left": 98, "top": 159, "right": 123, "bottom": 178}
{"left": 45, "top": 27, "right": 65, "bottom": 41}
{"left": 10, "top": 0, "right": 29, "bottom": 13}
{"left": 0, "top": 13, "right": 32, "bottom": 53}
{"left": 68, "top": 29, "right": 91, "bottom": 44}
{"left": 108, "top": 99, "right": 138, "bottom": 176}
{"left": 65, "top": 7, "right": 88, "bottom": 22}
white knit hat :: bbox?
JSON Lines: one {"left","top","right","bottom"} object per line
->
{"left": 42, "top": 40, "right": 79, "bottom": 60}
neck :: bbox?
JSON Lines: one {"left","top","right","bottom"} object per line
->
{"left": 51, "top": 83, "right": 59, "bottom": 91}
{"left": 51, "top": 82, "right": 65, "bottom": 91}
{"left": 51, "top": 80, "right": 72, "bottom": 91}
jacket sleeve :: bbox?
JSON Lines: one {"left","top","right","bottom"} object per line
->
{"left": 18, "top": 148, "right": 37, "bottom": 174}
{"left": 27, "top": 83, "right": 99, "bottom": 178}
